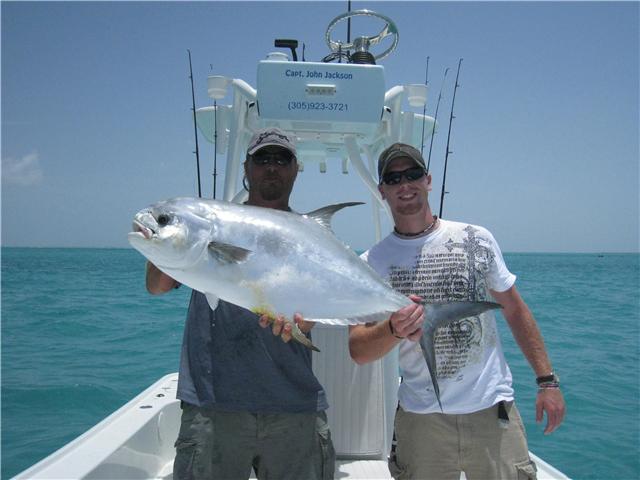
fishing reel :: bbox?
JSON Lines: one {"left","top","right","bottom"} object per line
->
{"left": 325, "top": 9, "right": 399, "bottom": 64}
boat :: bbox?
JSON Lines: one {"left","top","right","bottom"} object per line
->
{"left": 14, "top": 8, "right": 570, "bottom": 480}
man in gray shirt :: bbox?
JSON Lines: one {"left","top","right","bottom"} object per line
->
{"left": 146, "top": 128, "right": 335, "bottom": 480}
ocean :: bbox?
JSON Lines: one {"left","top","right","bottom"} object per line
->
{"left": 1, "top": 248, "right": 639, "bottom": 479}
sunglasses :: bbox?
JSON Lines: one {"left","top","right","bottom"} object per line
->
{"left": 251, "top": 152, "right": 294, "bottom": 166}
{"left": 381, "top": 166, "right": 426, "bottom": 185}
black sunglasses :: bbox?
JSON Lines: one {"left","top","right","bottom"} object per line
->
{"left": 381, "top": 166, "right": 426, "bottom": 185}
{"left": 251, "top": 151, "right": 294, "bottom": 166}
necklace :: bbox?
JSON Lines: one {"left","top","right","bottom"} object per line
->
{"left": 394, "top": 216, "right": 438, "bottom": 237}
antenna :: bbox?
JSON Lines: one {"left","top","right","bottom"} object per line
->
{"left": 439, "top": 58, "right": 463, "bottom": 219}
{"left": 188, "top": 50, "right": 202, "bottom": 198}
{"left": 347, "top": 0, "right": 351, "bottom": 45}
{"left": 345, "top": 0, "right": 351, "bottom": 62}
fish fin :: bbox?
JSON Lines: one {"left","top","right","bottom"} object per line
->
{"left": 205, "top": 293, "right": 220, "bottom": 311}
{"left": 208, "top": 241, "right": 252, "bottom": 264}
{"left": 418, "top": 300, "right": 501, "bottom": 411}
{"left": 290, "top": 322, "right": 321, "bottom": 352}
{"left": 257, "top": 316, "right": 321, "bottom": 352}
{"left": 304, "top": 202, "right": 365, "bottom": 231}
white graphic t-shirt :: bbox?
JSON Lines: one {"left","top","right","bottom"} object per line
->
{"left": 363, "top": 219, "right": 517, "bottom": 414}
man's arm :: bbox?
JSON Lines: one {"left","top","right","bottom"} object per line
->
{"left": 491, "top": 285, "right": 566, "bottom": 434}
{"left": 146, "top": 261, "right": 179, "bottom": 294}
{"left": 349, "top": 295, "right": 424, "bottom": 365}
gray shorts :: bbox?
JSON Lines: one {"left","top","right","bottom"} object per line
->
{"left": 389, "top": 402, "right": 537, "bottom": 480}
{"left": 173, "top": 403, "right": 335, "bottom": 480}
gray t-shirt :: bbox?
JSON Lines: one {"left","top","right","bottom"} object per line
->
{"left": 177, "top": 290, "right": 328, "bottom": 413}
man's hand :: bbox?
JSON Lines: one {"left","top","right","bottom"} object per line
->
{"left": 388, "top": 295, "right": 424, "bottom": 341}
{"left": 258, "top": 313, "right": 313, "bottom": 343}
{"left": 349, "top": 295, "right": 424, "bottom": 365}
{"left": 146, "top": 261, "right": 179, "bottom": 294}
{"left": 536, "top": 388, "right": 565, "bottom": 434}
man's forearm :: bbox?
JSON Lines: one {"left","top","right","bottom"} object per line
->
{"left": 494, "top": 287, "right": 553, "bottom": 376}
{"left": 507, "top": 307, "right": 552, "bottom": 376}
{"left": 349, "top": 298, "right": 424, "bottom": 364}
{"left": 349, "top": 321, "right": 400, "bottom": 365}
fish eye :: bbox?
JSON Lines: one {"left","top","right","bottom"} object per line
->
{"left": 157, "top": 214, "right": 171, "bottom": 227}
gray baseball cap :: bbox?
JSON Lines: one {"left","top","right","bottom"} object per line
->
{"left": 377, "top": 143, "right": 426, "bottom": 182}
{"left": 247, "top": 128, "right": 297, "bottom": 156}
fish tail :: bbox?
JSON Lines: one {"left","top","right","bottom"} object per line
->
{"left": 421, "top": 300, "right": 502, "bottom": 329}
{"left": 419, "top": 300, "right": 502, "bottom": 410}
{"left": 290, "top": 321, "right": 321, "bottom": 352}
{"left": 418, "top": 327, "right": 442, "bottom": 411}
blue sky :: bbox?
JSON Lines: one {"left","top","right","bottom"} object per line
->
{"left": 2, "top": 1, "right": 638, "bottom": 252}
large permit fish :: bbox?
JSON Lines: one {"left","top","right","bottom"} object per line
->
{"left": 128, "top": 197, "right": 500, "bottom": 409}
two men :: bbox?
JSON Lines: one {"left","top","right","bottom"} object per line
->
{"left": 350, "top": 143, "right": 566, "bottom": 479}
{"left": 148, "top": 130, "right": 564, "bottom": 479}
{"left": 146, "top": 128, "right": 335, "bottom": 480}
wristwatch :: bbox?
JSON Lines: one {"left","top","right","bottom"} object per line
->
{"left": 536, "top": 372, "right": 560, "bottom": 386}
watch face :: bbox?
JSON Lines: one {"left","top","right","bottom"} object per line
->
{"left": 536, "top": 373, "right": 559, "bottom": 385}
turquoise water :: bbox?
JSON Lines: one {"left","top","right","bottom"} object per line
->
{"left": 1, "top": 248, "right": 639, "bottom": 479}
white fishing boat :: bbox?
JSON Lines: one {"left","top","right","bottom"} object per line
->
{"left": 14, "top": 9, "right": 569, "bottom": 480}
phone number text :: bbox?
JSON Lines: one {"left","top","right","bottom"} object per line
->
{"left": 287, "top": 101, "right": 349, "bottom": 112}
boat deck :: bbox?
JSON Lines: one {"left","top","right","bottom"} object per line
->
{"left": 153, "top": 459, "right": 393, "bottom": 480}
{"left": 14, "top": 372, "right": 569, "bottom": 479}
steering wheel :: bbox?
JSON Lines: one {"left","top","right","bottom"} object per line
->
{"left": 325, "top": 9, "right": 399, "bottom": 61}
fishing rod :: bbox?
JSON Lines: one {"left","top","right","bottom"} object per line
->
{"left": 426, "top": 67, "right": 449, "bottom": 174}
{"left": 187, "top": 50, "right": 202, "bottom": 198}
{"left": 439, "top": 58, "right": 463, "bottom": 219}
{"left": 205, "top": 64, "right": 220, "bottom": 199}
{"left": 419, "top": 57, "right": 430, "bottom": 158}
{"left": 213, "top": 95, "right": 218, "bottom": 199}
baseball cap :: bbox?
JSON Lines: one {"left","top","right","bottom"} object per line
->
{"left": 247, "top": 128, "right": 297, "bottom": 157}
{"left": 377, "top": 143, "right": 426, "bottom": 182}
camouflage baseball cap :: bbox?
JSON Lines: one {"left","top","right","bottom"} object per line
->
{"left": 377, "top": 143, "right": 426, "bottom": 182}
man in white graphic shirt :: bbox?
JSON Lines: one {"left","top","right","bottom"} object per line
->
{"left": 349, "top": 143, "right": 565, "bottom": 480}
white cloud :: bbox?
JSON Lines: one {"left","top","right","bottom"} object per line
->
{"left": 2, "top": 152, "right": 44, "bottom": 186}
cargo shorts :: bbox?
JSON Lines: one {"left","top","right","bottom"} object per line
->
{"left": 389, "top": 401, "right": 538, "bottom": 480}
{"left": 173, "top": 403, "right": 335, "bottom": 480}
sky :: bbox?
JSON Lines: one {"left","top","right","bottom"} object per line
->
{"left": 1, "top": 1, "right": 638, "bottom": 253}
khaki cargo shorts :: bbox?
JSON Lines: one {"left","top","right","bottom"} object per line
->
{"left": 389, "top": 402, "right": 537, "bottom": 480}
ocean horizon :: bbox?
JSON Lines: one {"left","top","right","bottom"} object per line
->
{"left": 2, "top": 247, "right": 639, "bottom": 479}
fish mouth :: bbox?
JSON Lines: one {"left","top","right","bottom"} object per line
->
{"left": 130, "top": 220, "right": 154, "bottom": 240}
